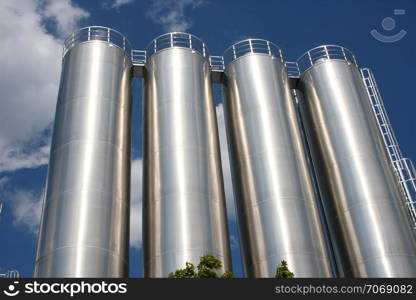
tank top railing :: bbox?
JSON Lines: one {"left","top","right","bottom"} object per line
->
{"left": 223, "top": 39, "right": 283, "bottom": 67}
{"left": 297, "top": 45, "right": 357, "bottom": 74}
{"left": 63, "top": 26, "right": 131, "bottom": 57}
{"left": 146, "top": 32, "right": 208, "bottom": 59}
{"left": 131, "top": 36, "right": 299, "bottom": 77}
{"left": 0, "top": 270, "right": 19, "bottom": 278}
{"left": 361, "top": 68, "right": 416, "bottom": 229}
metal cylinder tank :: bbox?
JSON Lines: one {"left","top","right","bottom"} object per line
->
{"left": 143, "top": 33, "right": 231, "bottom": 277}
{"left": 34, "top": 26, "right": 132, "bottom": 277}
{"left": 296, "top": 45, "right": 416, "bottom": 277}
{"left": 221, "top": 39, "right": 332, "bottom": 277}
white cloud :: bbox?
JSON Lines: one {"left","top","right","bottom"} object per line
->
{"left": 110, "top": 0, "right": 134, "bottom": 8}
{"left": 102, "top": 0, "right": 134, "bottom": 9}
{"left": 0, "top": 173, "right": 42, "bottom": 234}
{"left": 230, "top": 234, "right": 239, "bottom": 250}
{"left": 10, "top": 190, "right": 43, "bottom": 234}
{"left": 42, "top": 0, "right": 90, "bottom": 38}
{"left": 1, "top": 187, "right": 43, "bottom": 234}
{"left": 0, "top": 0, "right": 88, "bottom": 234}
{"left": 0, "top": 131, "right": 51, "bottom": 173}
{"left": 0, "top": 0, "right": 88, "bottom": 174}
{"left": 130, "top": 158, "right": 143, "bottom": 249}
{"left": 0, "top": 176, "right": 9, "bottom": 189}
{"left": 147, "top": 0, "right": 205, "bottom": 32}
{"left": 216, "top": 103, "right": 237, "bottom": 222}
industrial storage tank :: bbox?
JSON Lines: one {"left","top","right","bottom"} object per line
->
{"left": 34, "top": 26, "right": 132, "bottom": 277}
{"left": 221, "top": 39, "right": 332, "bottom": 277}
{"left": 296, "top": 45, "right": 416, "bottom": 277}
{"left": 143, "top": 33, "right": 231, "bottom": 277}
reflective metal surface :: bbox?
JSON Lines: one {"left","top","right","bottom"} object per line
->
{"left": 143, "top": 45, "right": 231, "bottom": 277}
{"left": 297, "top": 58, "right": 416, "bottom": 277}
{"left": 222, "top": 48, "right": 333, "bottom": 277}
{"left": 34, "top": 39, "right": 132, "bottom": 277}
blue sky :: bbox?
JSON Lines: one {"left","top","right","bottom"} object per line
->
{"left": 0, "top": 0, "right": 415, "bottom": 278}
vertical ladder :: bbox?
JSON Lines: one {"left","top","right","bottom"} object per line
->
{"left": 361, "top": 68, "right": 416, "bottom": 228}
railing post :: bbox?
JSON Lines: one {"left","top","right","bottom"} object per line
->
{"left": 352, "top": 54, "right": 358, "bottom": 66}
{"left": 324, "top": 45, "right": 329, "bottom": 59}
{"left": 249, "top": 39, "right": 253, "bottom": 53}
{"left": 341, "top": 47, "right": 347, "bottom": 61}
{"left": 308, "top": 51, "right": 313, "bottom": 66}
{"left": 170, "top": 33, "right": 173, "bottom": 48}
{"left": 266, "top": 41, "right": 271, "bottom": 55}
{"left": 232, "top": 45, "right": 236, "bottom": 60}
{"left": 107, "top": 28, "right": 110, "bottom": 43}
{"left": 88, "top": 27, "right": 90, "bottom": 41}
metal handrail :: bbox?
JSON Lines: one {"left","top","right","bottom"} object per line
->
{"left": 0, "top": 270, "right": 19, "bottom": 278}
{"left": 145, "top": 32, "right": 209, "bottom": 60}
{"left": 131, "top": 50, "right": 147, "bottom": 65}
{"left": 285, "top": 61, "right": 300, "bottom": 78}
{"left": 63, "top": 26, "right": 131, "bottom": 57}
{"left": 223, "top": 39, "right": 283, "bottom": 67}
{"left": 209, "top": 56, "right": 225, "bottom": 71}
{"left": 361, "top": 68, "right": 416, "bottom": 229}
{"left": 361, "top": 69, "right": 403, "bottom": 162}
{"left": 297, "top": 45, "right": 358, "bottom": 74}
{"left": 394, "top": 158, "right": 416, "bottom": 228}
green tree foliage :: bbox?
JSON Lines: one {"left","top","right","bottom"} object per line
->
{"left": 275, "top": 260, "right": 295, "bottom": 278}
{"left": 168, "top": 262, "right": 197, "bottom": 278}
{"left": 220, "top": 271, "right": 234, "bottom": 278}
{"left": 168, "top": 254, "right": 234, "bottom": 278}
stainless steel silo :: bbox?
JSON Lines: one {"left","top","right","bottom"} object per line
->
{"left": 34, "top": 26, "right": 132, "bottom": 277}
{"left": 296, "top": 45, "right": 416, "bottom": 277}
{"left": 221, "top": 39, "right": 333, "bottom": 277}
{"left": 143, "top": 33, "right": 231, "bottom": 277}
